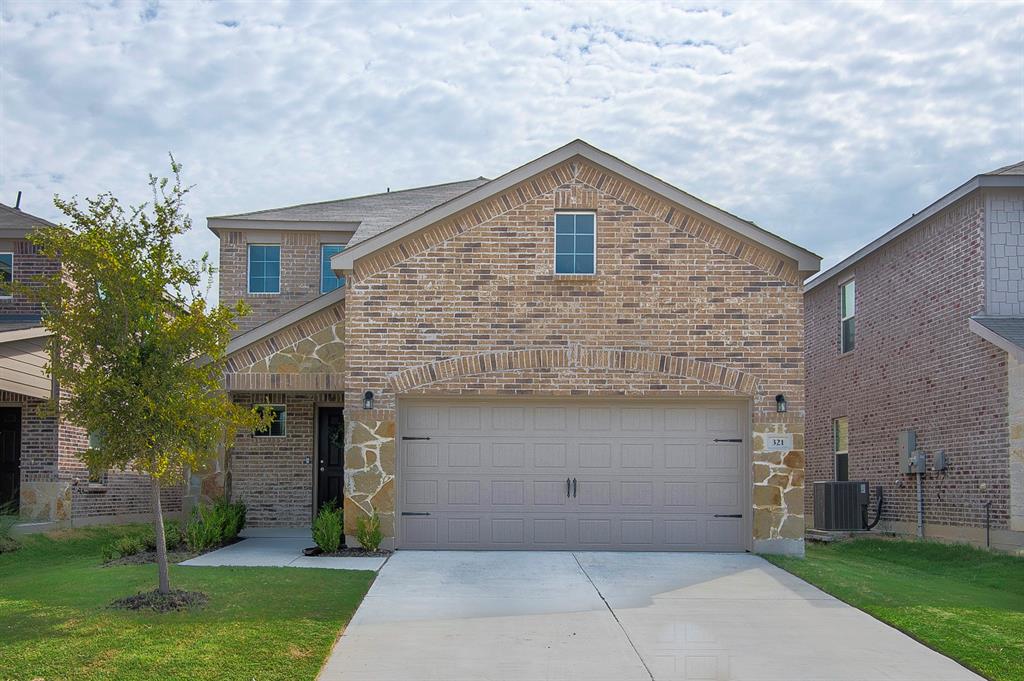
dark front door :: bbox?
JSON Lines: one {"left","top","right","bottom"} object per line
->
{"left": 0, "top": 407, "right": 21, "bottom": 510}
{"left": 316, "top": 407, "right": 345, "bottom": 512}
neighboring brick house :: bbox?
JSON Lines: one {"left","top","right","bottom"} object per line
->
{"left": 0, "top": 202, "right": 180, "bottom": 526}
{"left": 203, "top": 140, "right": 821, "bottom": 555}
{"left": 804, "top": 162, "right": 1024, "bottom": 552}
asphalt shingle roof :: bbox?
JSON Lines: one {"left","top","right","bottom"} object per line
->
{"left": 986, "top": 161, "right": 1024, "bottom": 176}
{"left": 972, "top": 316, "right": 1024, "bottom": 352}
{"left": 213, "top": 178, "right": 490, "bottom": 245}
{"left": 0, "top": 203, "right": 56, "bottom": 232}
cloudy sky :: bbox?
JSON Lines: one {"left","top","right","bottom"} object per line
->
{"left": 1, "top": 0, "right": 1021, "bottom": 296}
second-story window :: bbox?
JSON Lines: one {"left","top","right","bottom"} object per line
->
{"left": 840, "top": 279, "right": 855, "bottom": 353}
{"left": 554, "top": 212, "right": 595, "bottom": 275}
{"left": 321, "top": 244, "right": 346, "bottom": 293}
{"left": 248, "top": 244, "right": 280, "bottom": 294}
{"left": 0, "top": 253, "right": 12, "bottom": 298}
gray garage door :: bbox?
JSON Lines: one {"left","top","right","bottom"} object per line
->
{"left": 397, "top": 400, "right": 749, "bottom": 551}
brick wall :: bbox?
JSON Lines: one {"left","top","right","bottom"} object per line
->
{"left": 227, "top": 392, "right": 343, "bottom": 526}
{"left": 0, "top": 392, "right": 57, "bottom": 485}
{"left": 0, "top": 237, "right": 58, "bottom": 319}
{"left": 218, "top": 230, "right": 352, "bottom": 333}
{"left": 343, "top": 158, "right": 808, "bottom": 551}
{"left": 805, "top": 192, "right": 1011, "bottom": 532}
{"left": 986, "top": 190, "right": 1024, "bottom": 315}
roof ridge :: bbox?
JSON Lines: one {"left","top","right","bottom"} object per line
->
{"left": 985, "top": 160, "right": 1024, "bottom": 175}
{"left": 212, "top": 177, "right": 489, "bottom": 220}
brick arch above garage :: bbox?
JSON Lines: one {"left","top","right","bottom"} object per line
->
{"left": 386, "top": 346, "right": 762, "bottom": 399}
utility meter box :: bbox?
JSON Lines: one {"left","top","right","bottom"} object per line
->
{"left": 898, "top": 430, "right": 917, "bottom": 474}
{"left": 910, "top": 452, "right": 928, "bottom": 474}
{"left": 934, "top": 449, "right": 948, "bottom": 472}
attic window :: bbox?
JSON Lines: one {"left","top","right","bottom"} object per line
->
{"left": 554, "top": 213, "right": 595, "bottom": 275}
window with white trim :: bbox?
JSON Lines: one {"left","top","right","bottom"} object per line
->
{"left": 840, "top": 279, "right": 855, "bottom": 353}
{"left": 254, "top": 405, "right": 286, "bottom": 437}
{"left": 554, "top": 212, "right": 595, "bottom": 275}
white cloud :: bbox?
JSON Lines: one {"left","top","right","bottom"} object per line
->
{"left": 1, "top": 0, "right": 1021, "bottom": 298}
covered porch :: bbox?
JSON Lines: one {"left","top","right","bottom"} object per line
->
{"left": 195, "top": 290, "right": 348, "bottom": 529}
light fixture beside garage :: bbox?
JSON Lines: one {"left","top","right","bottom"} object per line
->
{"left": 363, "top": 390, "right": 375, "bottom": 410}
{"left": 775, "top": 394, "right": 787, "bottom": 413}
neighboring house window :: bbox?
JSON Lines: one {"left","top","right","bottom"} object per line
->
{"left": 254, "top": 405, "right": 286, "bottom": 437}
{"left": 833, "top": 417, "right": 849, "bottom": 481}
{"left": 554, "top": 212, "right": 596, "bottom": 275}
{"left": 840, "top": 279, "right": 855, "bottom": 353}
{"left": 0, "top": 253, "right": 12, "bottom": 297}
{"left": 248, "top": 245, "right": 281, "bottom": 294}
{"left": 321, "top": 244, "right": 346, "bottom": 293}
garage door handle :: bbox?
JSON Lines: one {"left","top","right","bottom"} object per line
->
{"left": 402, "top": 436, "right": 430, "bottom": 441}
{"left": 401, "top": 512, "right": 431, "bottom": 516}
{"left": 714, "top": 438, "right": 743, "bottom": 443}
{"left": 714, "top": 514, "right": 743, "bottom": 518}
{"left": 566, "top": 478, "right": 571, "bottom": 498}
{"left": 572, "top": 478, "right": 577, "bottom": 498}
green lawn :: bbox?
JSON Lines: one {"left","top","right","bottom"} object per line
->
{"left": 0, "top": 525, "right": 375, "bottom": 681}
{"left": 766, "top": 539, "right": 1024, "bottom": 681}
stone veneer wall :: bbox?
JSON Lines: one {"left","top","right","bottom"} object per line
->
{"left": 342, "top": 158, "right": 808, "bottom": 555}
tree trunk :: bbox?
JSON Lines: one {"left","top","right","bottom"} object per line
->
{"left": 151, "top": 476, "right": 171, "bottom": 594}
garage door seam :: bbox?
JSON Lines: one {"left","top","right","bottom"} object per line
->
{"left": 572, "top": 553, "right": 655, "bottom": 681}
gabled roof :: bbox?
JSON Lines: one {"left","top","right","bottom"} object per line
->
{"left": 331, "top": 139, "right": 821, "bottom": 274}
{"left": 969, "top": 316, "right": 1024, "bottom": 362}
{"left": 0, "top": 203, "right": 57, "bottom": 238}
{"left": 207, "top": 178, "right": 490, "bottom": 241}
{"left": 805, "top": 160, "right": 1024, "bottom": 292}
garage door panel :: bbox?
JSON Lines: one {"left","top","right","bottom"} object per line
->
{"left": 398, "top": 400, "right": 748, "bottom": 551}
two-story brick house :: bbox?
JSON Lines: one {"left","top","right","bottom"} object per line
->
{"left": 0, "top": 202, "right": 180, "bottom": 526}
{"left": 204, "top": 140, "right": 821, "bottom": 555}
{"left": 804, "top": 162, "right": 1024, "bottom": 552}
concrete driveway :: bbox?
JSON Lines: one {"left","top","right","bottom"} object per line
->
{"left": 319, "top": 551, "right": 982, "bottom": 681}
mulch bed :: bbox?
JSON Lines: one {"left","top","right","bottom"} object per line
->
{"left": 110, "top": 589, "right": 209, "bottom": 612}
{"left": 103, "top": 549, "right": 199, "bottom": 567}
{"left": 304, "top": 546, "right": 392, "bottom": 558}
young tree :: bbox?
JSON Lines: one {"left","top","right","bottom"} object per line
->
{"left": 24, "top": 159, "right": 266, "bottom": 595}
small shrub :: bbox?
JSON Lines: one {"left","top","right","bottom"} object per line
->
{"left": 142, "top": 520, "right": 184, "bottom": 552}
{"left": 185, "top": 498, "right": 247, "bottom": 553}
{"left": 312, "top": 502, "right": 343, "bottom": 553}
{"left": 0, "top": 501, "right": 19, "bottom": 553}
{"left": 355, "top": 512, "right": 383, "bottom": 552}
{"left": 102, "top": 533, "right": 145, "bottom": 561}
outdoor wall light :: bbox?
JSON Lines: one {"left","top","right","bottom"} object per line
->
{"left": 775, "top": 394, "right": 787, "bottom": 413}
{"left": 362, "top": 390, "right": 375, "bottom": 410}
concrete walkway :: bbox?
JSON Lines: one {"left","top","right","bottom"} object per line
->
{"left": 179, "top": 528, "right": 387, "bottom": 571}
{"left": 319, "top": 551, "right": 982, "bottom": 681}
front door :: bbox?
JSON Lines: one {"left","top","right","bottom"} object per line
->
{"left": 316, "top": 407, "right": 345, "bottom": 512}
{"left": 0, "top": 407, "right": 21, "bottom": 510}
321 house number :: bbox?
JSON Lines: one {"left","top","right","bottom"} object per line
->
{"left": 764, "top": 435, "right": 793, "bottom": 452}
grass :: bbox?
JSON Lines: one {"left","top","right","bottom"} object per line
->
{"left": 0, "top": 524, "right": 375, "bottom": 680}
{"left": 766, "top": 538, "right": 1024, "bottom": 681}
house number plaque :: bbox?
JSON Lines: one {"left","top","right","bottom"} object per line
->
{"left": 763, "top": 434, "right": 792, "bottom": 452}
